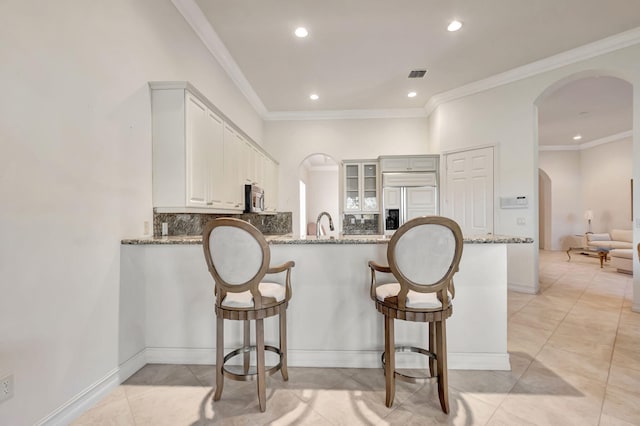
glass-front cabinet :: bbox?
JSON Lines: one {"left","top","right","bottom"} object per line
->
{"left": 343, "top": 160, "right": 379, "bottom": 212}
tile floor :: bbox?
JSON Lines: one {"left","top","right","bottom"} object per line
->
{"left": 73, "top": 250, "right": 640, "bottom": 425}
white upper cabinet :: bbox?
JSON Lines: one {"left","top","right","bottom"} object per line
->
{"left": 150, "top": 82, "right": 278, "bottom": 213}
{"left": 223, "top": 124, "right": 244, "bottom": 210}
{"left": 380, "top": 155, "right": 439, "bottom": 172}
{"left": 343, "top": 161, "right": 379, "bottom": 212}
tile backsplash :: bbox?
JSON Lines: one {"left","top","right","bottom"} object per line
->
{"left": 342, "top": 214, "right": 380, "bottom": 235}
{"left": 153, "top": 211, "right": 292, "bottom": 237}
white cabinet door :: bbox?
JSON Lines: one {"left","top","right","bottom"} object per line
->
{"left": 409, "top": 156, "right": 438, "bottom": 171}
{"left": 343, "top": 161, "right": 379, "bottom": 212}
{"left": 380, "top": 157, "right": 409, "bottom": 172}
{"left": 383, "top": 187, "right": 401, "bottom": 210}
{"left": 362, "top": 163, "right": 378, "bottom": 211}
{"left": 380, "top": 155, "right": 438, "bottom": 172}
{"left": 344, "top": 163, "right": 361, "bottom": 211}
{"left": 406, "top": 186, "right": 437, "bottom": 219}
{"left": 223, "top": 124, "right": 243, "bottom": 209}
{"left": 240, "top": 137, "right": 253, "bottom": 185}
{"left": 185, "top": 93, "right": 219, "bottom": 208}
{"left": 207, "top": 109, "right": 224, "bottom": 208}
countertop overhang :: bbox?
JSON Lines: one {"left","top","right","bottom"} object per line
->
{"left": 121, "top": 234, "right": 534, "bottom": 245}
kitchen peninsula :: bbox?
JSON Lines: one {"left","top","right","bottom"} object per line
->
{"left": 119, "top": 233, "right": 533, "bottom": 380}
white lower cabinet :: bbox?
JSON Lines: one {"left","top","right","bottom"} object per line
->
{"left": 151, "top": 82, "right": 279, "bottom": 213}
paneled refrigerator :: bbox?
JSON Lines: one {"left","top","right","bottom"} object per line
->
{"left": 382, "top": 172, "right": 438, "bottom": 235}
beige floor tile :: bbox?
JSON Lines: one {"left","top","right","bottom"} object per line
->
{"left": 508, "top": 351, "right": 535, "bottom": 378}
{"left": 485, "top": 407, "right": 538, "bottom": 426}
{"left": 500, "top": 391, "right": 601, "bottom": 426}
{"left": 611, "top": 345, "right": 640, "bottom": 372}
{"left": 615, "top": 328, "right": 640, "bottom": 352}
{"left": 546, "top": 327, "right": 615, "bottom": 362}
{"left": 122, "top": 363, "right": 202, "bottom": 400}
{"left": 447, "top": 369, "right": 517, "bottom": 406}
{"left": 509, "top": 305, "right": 567, "bottom": 331}
{"left": 347, "top": 367, "right": 423, "bottom": 405}
{"left": 601, "top": 384, "right": 640, "bottom": 425}
{"left": 534, "top": 345, "right": 611, "bottom": 383}
{"left": 598, "top": 413, "right": 639, "bottom": 426}
{"left": 499, "top": 360, "right": 606, "bottom": 426}
{"left": 71, "top": 397, "right": 135, "bottom": 426}
{"left": 127, "top": 385, "right": 214, "bottom": 425}
{"left": 382, "top": 387, "right": 498, "bottom": 426}
{"left": 526, "top": 294, "right": 576, "bottom": 312}
{"left": 507, "top": 322, "right": 553, "bottom": 358}
{"left": 301, "top": 386, "right": 390, "bottom": 425}
{"left": 607, "top": 364, "right": 640, "bottom": 394}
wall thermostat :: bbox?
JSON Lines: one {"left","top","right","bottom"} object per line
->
{"left": 500, "top": 196, "right": 528, "bottom": 209}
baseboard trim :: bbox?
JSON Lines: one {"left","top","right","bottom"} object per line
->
{"left": 119, "top": 349, "right": 148, "bottom": 383}
{"left": 136, "top": 347, "right": 511, "bottom": 371}
{"left": 508, "top": 283, "right": 538, "bottom": 294}
{"left": 36, "top": 367, "right": 120, "bottom": 426}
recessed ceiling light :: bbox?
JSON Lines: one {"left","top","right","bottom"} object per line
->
{"left": 407, "top": 92, "right": 417, "bottom": 98}
{"left": 573, "top": 134, "right": 582, "bottom": 141}
{"left": 294, "top": 27, "right": 308, "bottom": 38}
{"left": 447, "top": 20, "right": 462, "bottom": 32}
{"left": 309, "top": 93, "right": 319, "bottom": 100}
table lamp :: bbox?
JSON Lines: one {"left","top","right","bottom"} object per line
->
{"left": 584, "top": 210, "right": 593, "bottom": 233}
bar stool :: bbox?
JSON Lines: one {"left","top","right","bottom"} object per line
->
{"left": 202, "top": 218, "right": 294, "bottom": 412}
{"left": 368, "top": 216, "right": 463, "bottom": 413}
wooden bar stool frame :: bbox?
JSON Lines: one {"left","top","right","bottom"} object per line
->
{"left": 368, "top": 216, "right": 463, "bottom": 413}
{"left": 203, "top": 218, "right": 294, "bottom": 412}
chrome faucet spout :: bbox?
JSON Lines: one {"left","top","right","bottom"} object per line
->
{"left": 316, "top": 211, "right": 335, "bottom": 238}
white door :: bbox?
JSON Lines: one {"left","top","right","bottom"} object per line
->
{"left": 443, "top": 147, "right": 494, "bottom": 234}
{"left": 406, "top": 186, "right": 437, "bottom": 220}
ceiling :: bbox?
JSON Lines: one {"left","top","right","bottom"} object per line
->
{"left": 184, "top": 0, "right": 638, "bottom": 145}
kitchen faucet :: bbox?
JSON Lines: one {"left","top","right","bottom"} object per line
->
{"left": 316, "top": 211, "right": 335, "bottom": 238}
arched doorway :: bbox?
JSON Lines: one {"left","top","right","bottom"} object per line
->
{"left": 298, "top": 153, "right": 340, "bottom": 237}
{"left": 535, "top": 72, "right": 634, "bottom": 271}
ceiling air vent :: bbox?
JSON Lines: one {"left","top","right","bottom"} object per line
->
{"left": 408, "top": 69, "right": 427, "bottom": 78}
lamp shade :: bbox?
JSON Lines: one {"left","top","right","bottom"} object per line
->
{"left": 584, "top": 210, "right": 594, "bottom": 221}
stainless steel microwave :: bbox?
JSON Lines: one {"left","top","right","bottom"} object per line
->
{"left": 244, "top": 184, "right": 265, "bottom": 213}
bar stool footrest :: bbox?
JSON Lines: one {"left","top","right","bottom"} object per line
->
{"left": 221, "top": 345, "right": 283, "bottom": 382}
{"left": 381, "top": 345, "right": 438, "bottom": 384}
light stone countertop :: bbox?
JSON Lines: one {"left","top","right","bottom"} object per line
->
{"left": 121, "top": 234, "right": 533, "bottom": 245}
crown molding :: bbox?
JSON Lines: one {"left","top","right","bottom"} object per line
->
{"left": 539, "top": 130, "right": 632, "bottom": 151}
{"left": 426, "top": 27, "right": 640, "bottom": 115}
{"left": 171, "top": 0, "right": 268, "bottom": 117}
{"left": 173, "top": 0, "right": 640, "bottom": 121}
{"left": 264, "top": 108, "right": 428, "bottom": 121}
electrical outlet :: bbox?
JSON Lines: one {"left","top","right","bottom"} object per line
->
{"left": 0, "top": 374, "right": 14, "bottom": 403}
{"left": 143, "top": 221, "right": 150, "bottom": 235}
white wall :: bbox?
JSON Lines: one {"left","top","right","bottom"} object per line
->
{"left": 264, "top": 118, "right": 429, "bottom": 235}
{"left": 539, "top": 150, "right": 583, "bottom": 249}
{"left": 0, "top": 1, "right": 263, "bottom": 424}
{"left": 428, "top": 43, "right": 640, "bottom": 296}
{"left": 539, "top": 138, "right": 633, "bottom": 250}
{"left": 582, "top": 138, "right": 633, "bottom": 232}
{"left": 306, "top": 168, "right": 340, "bottom": 237}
